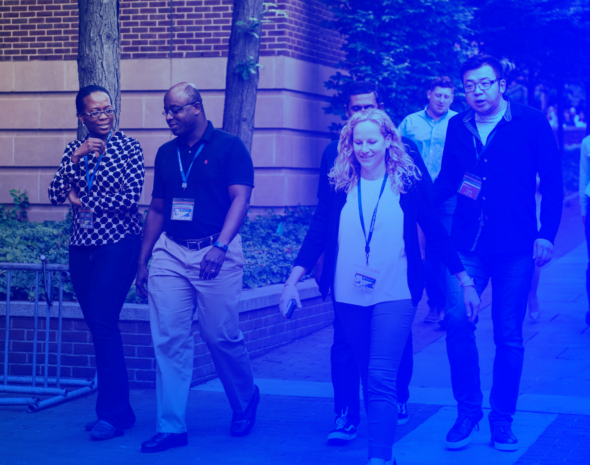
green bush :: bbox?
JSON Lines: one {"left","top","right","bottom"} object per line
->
{"left": 0, "top": 204, "right": 313, "bottom": 304}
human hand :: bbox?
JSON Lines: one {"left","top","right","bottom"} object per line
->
{"left": 67, "top": 188, "right": 82, "bottom": 208}
{"left": 136, "top": 263, "right": 149, "bottom": 300}
{"left": 463, "top": 285, "right": 480, "bottom": 323}
{"left": 279, "top": 283, "right": 302, "bottom": 318}
{"left": 72, "top": 138, "right": 106, "bottom": 164}
{"left": 533, "top": 238, "right": 553, "bottom": 267}
{"left": 199, "top": 246, "right": 226, "bottom": 280}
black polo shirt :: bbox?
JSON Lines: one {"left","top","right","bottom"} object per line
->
{"left": 152, "top": 121, "right": 254, "bottom": 239}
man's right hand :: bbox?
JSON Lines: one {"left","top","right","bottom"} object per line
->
{"left": 72, "top": 138, "right": 106, "bottom": 164}
{"left": 136, "top": 263, "right": 149, "bottom": 300}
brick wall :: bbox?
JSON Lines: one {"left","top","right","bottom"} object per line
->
{"left": 0, "top": 0, "right": 344, "bottom": 65}
{"left": 0, "top": 295, "right": 333, "bottom": 389}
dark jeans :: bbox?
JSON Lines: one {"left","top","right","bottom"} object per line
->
{"left": 331, "top": 312, "right": 413, "bottom": 427}
{"left": 69, "top": 235, "right": 140, "bottom": 429}
{"left": 335, "top": 300, "right": 416, "bottom": 461}
{"left": 445, "top": 247, "right": 534, "bottom": 425}
{"left": 424, "top": 195, "right": 457, "bottom": 309}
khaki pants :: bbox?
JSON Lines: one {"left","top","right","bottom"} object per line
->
{"left": 148, "top": 233, "right": 254, "bottom": 433}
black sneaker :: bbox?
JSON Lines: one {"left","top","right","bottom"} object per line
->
{"left": 327, "top": 410, "right": 357, "bottom": 444}
{"left": 397, "top": 402, "right": 409, "bottom": 425}
{"left": 491, "top": 424, "right": 518, "bottom": 451}
{"left": 445, "top": 414, "right": 482, "bottom": 450}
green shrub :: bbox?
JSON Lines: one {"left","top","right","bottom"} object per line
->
{"left": 0, "top": 205, "right": 313, "bottom": 304}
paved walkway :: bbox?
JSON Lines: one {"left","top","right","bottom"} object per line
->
{"left": 1, "top": 200, "right": 589, "bottom": 464}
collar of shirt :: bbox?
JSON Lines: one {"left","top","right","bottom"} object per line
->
{"left": 463, "top": 98, "right": 513, "bottom": 142}
{"left": 422, "top": 106, "right": 454, "bottom": 124}
{"left": 176, "top": 120, "right": 215, "bottom": 150}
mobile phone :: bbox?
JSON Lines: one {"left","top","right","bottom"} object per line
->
{"left": 285, "top": 299, "right": 297, "bottom": 319}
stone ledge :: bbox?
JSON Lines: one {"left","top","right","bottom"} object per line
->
{"left": 0, "top": 279, "right": 320, "bottom": 322}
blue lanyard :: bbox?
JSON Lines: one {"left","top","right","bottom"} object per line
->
{"left": 177, "top": 143, "right": 205, "bottom": 193}
{"left": 84, "top": 130, "right": 113, "bottom": 194}
{"left": 358, "top": 172, "right": 388, "bottom": 266}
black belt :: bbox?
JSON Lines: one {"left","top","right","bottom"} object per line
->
{"left": 167, "top": 233, "right": 220, "bottom": 251}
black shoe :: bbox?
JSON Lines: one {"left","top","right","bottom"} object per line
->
{"left": 230, "top": 385, "right": 260, "bottom": 437}
{"left": 85, "top": 419, "right": 134, "bottom": 431}
{"left": 445, "top": 414, "right": 483, "bottom": 450}
{"left": 491, "top": 424, "right": 518, "bottom": 451}
{"left": 89, "top": 420, "right": 123, "bottom": 440}
{"left": 397, "top": 402, "right": 409, "bottom": 425}
{"left": 327, "top": 410, "right": 357, "bottom": 444}
{"left": 141, "top": 432, "right": 188, "bottom": 453}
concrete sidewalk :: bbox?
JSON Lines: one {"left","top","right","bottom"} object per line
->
{"left": 1, "top": 201, "right": 589, "bottom": 465}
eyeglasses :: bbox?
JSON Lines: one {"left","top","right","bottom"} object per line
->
{"left": 81, "top": 108, "right": 115, "bottom": 119}
{"left": 464, "top": 79, "right": 499, "bottom": 93}
{"left": 162, "top": 101, "right": 198, "bottom": 117}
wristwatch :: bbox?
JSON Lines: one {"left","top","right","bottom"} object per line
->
{"left": 213, "top": 241, "right": 228, "bottom": 252}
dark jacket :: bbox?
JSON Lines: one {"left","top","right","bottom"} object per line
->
{"left": 433, "top": 99, "right": 563, "bottom": 253}
{"left": 294, "top": 174, "right": 465, "bottom": 306}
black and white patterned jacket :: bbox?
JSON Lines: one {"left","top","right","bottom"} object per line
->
{"left": 48, "top": 131, "right": 145, "bottom": 246}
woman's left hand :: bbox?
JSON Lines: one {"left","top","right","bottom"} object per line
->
{"left": 463, "top": 285, "right": 481, "bottom": 323}
{"left": 68, "top": 188, "right": 82, "bottom": 208}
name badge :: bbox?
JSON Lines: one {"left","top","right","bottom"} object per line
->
{"left": 171, "top": 198, "right": 195, "bottom": 221}
{"left": 352, "top": 265, "right": 380, "bottom": 291}
{"left": 79, "top": 209, "right": 94, "bottom": 229}
{"left": 458, "top": 173, "right": 482, "bottom": 200}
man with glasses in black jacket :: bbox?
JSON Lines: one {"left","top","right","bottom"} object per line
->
{"left": 433, "top": 55, "right": 563, "bottom": 451}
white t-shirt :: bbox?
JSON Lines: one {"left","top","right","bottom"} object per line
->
{"left": 334, "top": 177, "right": 412, "bottom": 306}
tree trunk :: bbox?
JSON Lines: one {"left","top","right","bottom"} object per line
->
{"left": 222, "top": 0, "right": 265, "bottom": 153}
{"left": 557, "top": 81, "right": 565, "bottom": 156}
{"left": 77, "top": 0, "right": 121, "bottom": 140}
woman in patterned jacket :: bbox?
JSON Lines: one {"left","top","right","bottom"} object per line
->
{"left": 48, "top": 85, "right": 145, "bottom": 440}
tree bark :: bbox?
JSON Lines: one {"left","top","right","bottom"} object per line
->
{"left": 77, "top": 0, "right": 121, "bottom": 140}
{"left": 222, "top": 0, "right": 265, "bottom": 153}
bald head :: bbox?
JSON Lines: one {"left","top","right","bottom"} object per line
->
{"left": 164, "top": 82, "right": 206, "bottom": 141}
{"left": 166, "top": 82, "right": 203, "bottom": 107}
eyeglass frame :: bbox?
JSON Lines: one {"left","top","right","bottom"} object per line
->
{"left": 80, "top": 108, "right": 115, "bottom": 119}
{"left": 162, "top": 101, "right": 200, "bottom": 117}
{"left": 463, "top": 78, "right": 501, "bottom": 93}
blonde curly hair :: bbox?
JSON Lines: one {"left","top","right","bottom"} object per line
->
{"left": 328, "top": 109, "right": 421, "bottom": 193}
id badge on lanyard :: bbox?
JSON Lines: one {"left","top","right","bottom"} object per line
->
{"left": 458, "top": 173, "right": 482, "bottom": 200}
{"left": 172, "top": 143, "right": 204, "bottom": 221}
{"left": 352, "top": 264, "right": 381, "bottom": 292}
{"left": 171, "top": 198, "right": 195, "bottom": 221}
{"left": 80, "top": 130, "right": 112, "bottom": 229}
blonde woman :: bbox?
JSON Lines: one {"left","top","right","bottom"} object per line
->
{"left": 280, "top": 109, "right": 480, "bottom": 465}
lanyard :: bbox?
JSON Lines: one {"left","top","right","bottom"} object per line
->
{"left": 358, "top": 172, "right": 388, "bottom": 266}
{"left": 84, "top": 130, "right": 113, "bottom": 194}
{"left": 177, "top": 143, "right": 205, "bottom": 193}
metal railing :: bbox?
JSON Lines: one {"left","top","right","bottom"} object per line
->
{"left": 0, "top": 256, "right": 97, "bottom": 412}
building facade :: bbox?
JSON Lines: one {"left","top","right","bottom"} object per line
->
{"left": 0, "top": 0, "right": 344, "bottom": 220}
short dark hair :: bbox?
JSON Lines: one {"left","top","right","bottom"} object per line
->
{"left": 460, "top": 54, "right": 505, "bottom": 82}
{"left": 344, "top": 81, "right": 383, "bottom": 107}
{"left": 75, "top": 85, "right": 112, "bottom": 114}
{"left": 429, "top": 76, "right": 454, "bottom": 92}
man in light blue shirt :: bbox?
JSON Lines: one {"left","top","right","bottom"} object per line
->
{"left": 399, "top": 76, "right": 457, "bottom": 323}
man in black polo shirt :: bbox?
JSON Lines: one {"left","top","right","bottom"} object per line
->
{"left": 136, "top": 83, "right": 259, "bottom": 453}
{"left": 317, "top": 81, "right": 432, "bottom": 444}
{"left": 433, "top": 55, "right": 562, "bottom": 451}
